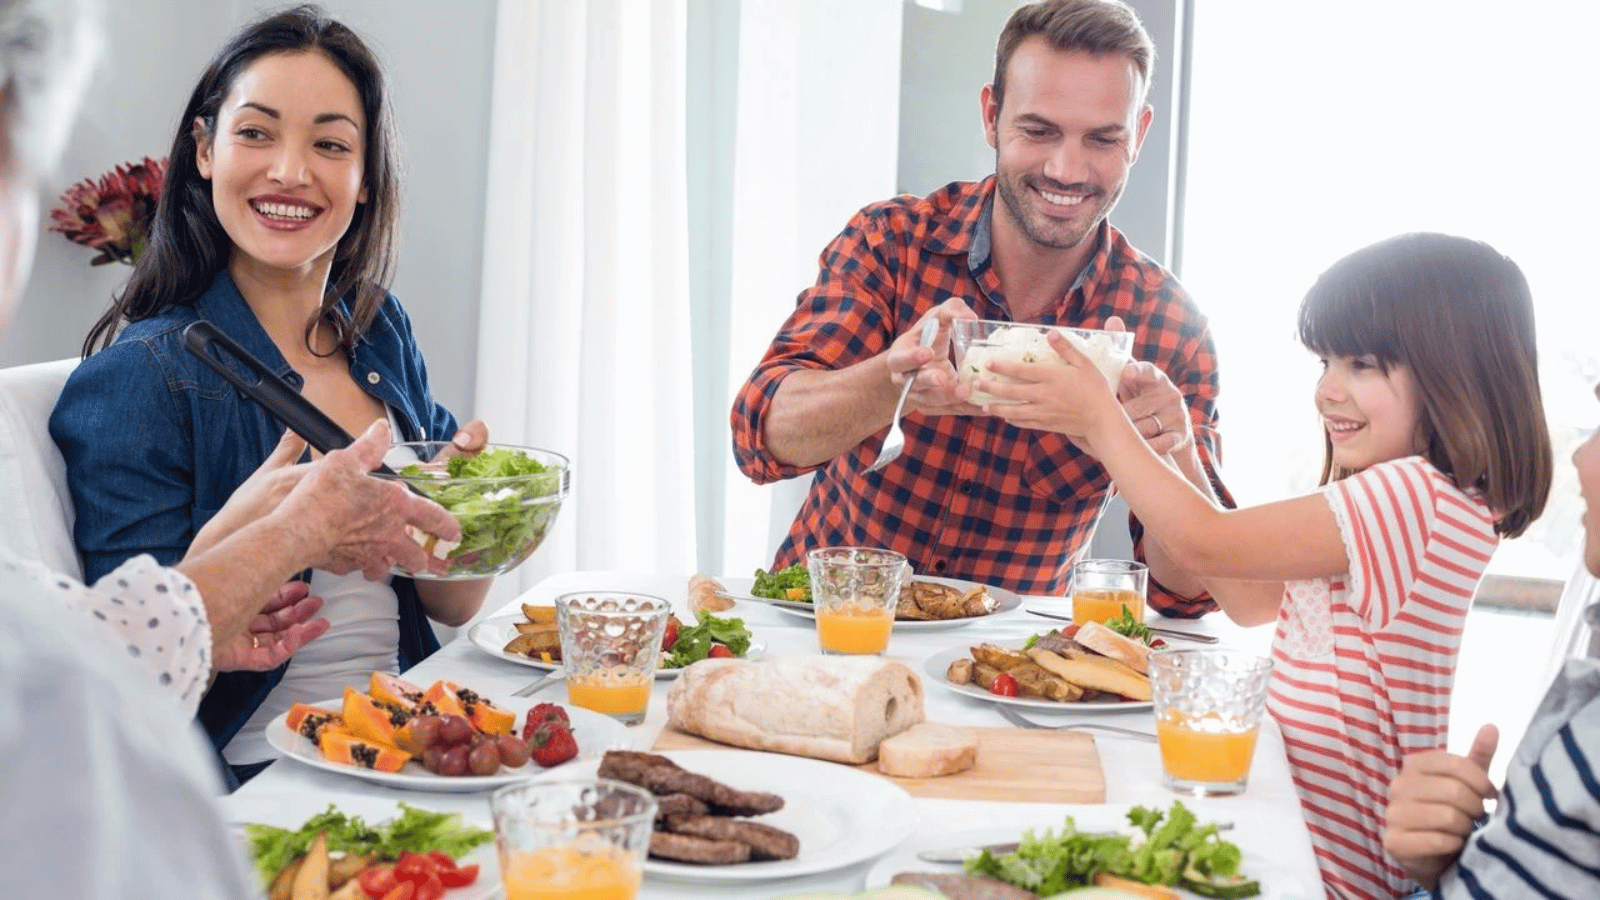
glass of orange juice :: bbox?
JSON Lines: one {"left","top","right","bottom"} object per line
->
{"left": 491, "top": 778, "right": 657, "bottom": 900}
{"left": 1148, "top": 649, "right": 1273, "bottom": 796}
{"left": 555, "top": 592, "right": 670, "bottom": 725}
{"left": 806, "top": 547, "right": 907, "bottom": 655}
{"left": 1070, "top": 558, "right": 1148, "bottom": 626}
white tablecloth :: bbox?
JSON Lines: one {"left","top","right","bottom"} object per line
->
{"left": 222, "top": 570, "right": 1326, "bottom": 899}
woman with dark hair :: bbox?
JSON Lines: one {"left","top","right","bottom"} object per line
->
{"left": 48, "top": 3, "right": 492, "bottom": 786}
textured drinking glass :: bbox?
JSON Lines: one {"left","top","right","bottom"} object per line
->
{"left": 1149, "top": 649, "right": 1274, "bottom": 796}
{"left": 555, "top": 592, "right": 670, "bottom": 725}
{"left": 807, "top": 547, "right": 907, "bottom": 655}
{"left": 1071, "top": 559, "right": 1148, "bottom": 626}
{"left": 491, "top": 778, "right": 657, "bottom": 900}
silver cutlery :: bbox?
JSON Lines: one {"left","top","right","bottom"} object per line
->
{"left": 1025, "top": 608, "right": 1219, "bottom": 644}
{"left": 868, "top": 317, "right": 939, "bottom": 473}
{"left": 997, "top": 703, "right": 1156, "bottom": 741}
{"left": 512, "top": 670, "right": 564, "bottom": 697}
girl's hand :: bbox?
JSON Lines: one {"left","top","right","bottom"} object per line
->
{"left": 211, "top": 580, "right": 330, "bottom": 672}
{"left": 1117, "top": 361, "right": 1195, "bottom": 456}
{"left": 978, "top": 329, "right": 1124, "bottom": 449}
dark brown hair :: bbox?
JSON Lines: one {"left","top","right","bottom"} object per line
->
{"left": 1297, "top": 232, "right": 1553, "bottom": 537}
{"left": 82, "top": 3, "right": 400, "bottom": 356}
{"left": 991, "top": 0, "right": 1154, "bottom": 112}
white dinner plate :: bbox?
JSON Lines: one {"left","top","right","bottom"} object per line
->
{"left": 233, "top": 795, "right": 499, "bottom": 900}
{"left": 467, "top": 613, "right": 764, "bottom": 678}
{"left": 538, "top": 749, "right": 918, "bottom": 884}
{"left": 720, "top": 575, "right": 1021, "bottom": 631}
{"left": 864, "top": 814, "right": 1314, "bottom": 900}
{"left": 923, "top": 645, "right": 1155, "bottom": 714}
{"left": 265, "top": 692, "right": 632, "bottom": 793}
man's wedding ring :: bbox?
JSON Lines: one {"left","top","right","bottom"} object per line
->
{"left": 251, "top": 634, "right": 260, "bottom": 650}
{"left": 1146, "top": 412, "right": 1163, "bottom": 433}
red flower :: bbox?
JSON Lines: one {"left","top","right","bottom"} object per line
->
{"left": 49, "top": 156, "right": 167, "bottom": 266}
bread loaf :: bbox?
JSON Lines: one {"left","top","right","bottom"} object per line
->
{"left": 877, "top": 722, "right": 978, "bottom": 777}
{"left": 688, "top": 574, "right": 735, "bottom": 613}
{"left": 666, "top": 656, "right": 925, "bottom": 764}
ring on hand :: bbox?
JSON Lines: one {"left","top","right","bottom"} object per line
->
{"left": 1146, "top": 412, "right": 1163, "bottom": 433}
{"left": 251, "top": 634, "right": 260, "bottom": 650}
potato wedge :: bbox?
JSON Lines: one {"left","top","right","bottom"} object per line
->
{"left": 970, "top": 661, "right": 1005, "bottom": 691}
{"left": 969, "top": 643, "right": 1032, "bottom": 671}
{"left": 513, "top": 620, "right": 559, "bottom": 636}
{"left": 1057, "top": 644, "right": 1147, "bottom": 683}
{"left": 1026, "top": 647, "right": 1151, "bottom": 701}
{"left": 290, "top": 833, "right": 330, "bottom": 900}
{"left": 268, "top": 856, "right": 304, "bottom": 900}
{"left": 945, "top": 657, "right": 974, "bottom": 685}
{"left": 520, "top": 603, "right": 557, "bottom": 624}
{"left": 327, "top": 852, "right": 380, "bottom": 889}
{"left": 328, "top": 880, "right": 364, "bottom": 900}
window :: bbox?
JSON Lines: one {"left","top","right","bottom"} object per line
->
{"left": 1182, "top": 1, "right": 1600, "bottom": 598}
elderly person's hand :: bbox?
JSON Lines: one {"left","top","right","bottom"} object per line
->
{"left": 187, "top": 428, "right": 310, "bottom": 560}
{"left": 1383, "top": 724, "right": 1500, "bottom": 889}
{"left": 893, "top": 297, "right": 985, "bottom": 416}
{"left": 273, "top": 419, "right": 462, "bottom": 581}
{"left": 210, "top": 580, "right": 330, "bottom": 672}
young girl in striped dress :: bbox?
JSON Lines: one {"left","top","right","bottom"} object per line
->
{"left": 979, "top": 232, "right": 1554, "bottom": 900}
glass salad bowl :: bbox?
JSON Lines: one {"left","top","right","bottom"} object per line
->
{"left": 383, "top": 442, "right": 570, "bottom": 579}
{"left": 950, "top": 319, "right": 1133, "bottom": 405}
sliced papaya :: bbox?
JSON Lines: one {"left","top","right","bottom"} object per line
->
{"left": 341, "top": 686, "right": 409, "bottom": 747}
{"left": 318, "top": 730, "right": 409, "bottom": 773}
{"left": 285, "top": 703, "right": 344, "bottom": 741}
{"left": 369, "top": 672, "right": 427, "bottom": 713}
{"left": 453, "top": 683, "right": 516, "bottom": 736}
{"left": 421, "top": 680, "right": 468, "bottom": 719}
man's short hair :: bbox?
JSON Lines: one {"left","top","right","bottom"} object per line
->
{"left": 0, "top": 0, "right": 97, "bottom": 175}
{"left": 991, "top": 0, "right": 1155, "bottom": 111}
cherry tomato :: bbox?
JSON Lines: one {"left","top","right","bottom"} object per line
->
{"left": 662, "top": 614, "right": 681, "bottom": 651}
{"left": 425, "top": 851, "right": 458, "bottom": 873}
{"left": 438, "top": 863, "right": 479, "bottom": 887}
{"left": 395, "top": 852, "right": 439, "bottom": 884}
{"left": 358, "top": 864, "right": 398, "bottom": 899}
{"left": 707, "top": 643, "right": 734, "bottom": 658}
{"left": 1061, "top": 623, "right": 1081, "bottom": 639}
{"left": 1151, "top": 638, "right": 1167, "bottom": 649}
{"left": 410, "top": 873, "right": 445, "bottom": 900}
{"left": 377, "top": 882, "right": 415, "bottom": 900}
{"left": 989, "top": 672, "right": 1019, "bottom": 697}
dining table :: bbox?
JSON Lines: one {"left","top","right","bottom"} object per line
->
{"left": 222, "top": 569, "right": 1327, "bottom": 900}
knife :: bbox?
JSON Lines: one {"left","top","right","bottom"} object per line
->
{"left": 713, "top": 591, "right": 816, "bottom": 614}
{"left": 914, "top": 841, "right": 1022, "bottom": 864}
{"left": 1025, "top": 608, "right": 1219, "bottom": 644}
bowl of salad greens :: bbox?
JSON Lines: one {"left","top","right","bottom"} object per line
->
{"left": 387, "top": 442, "right": 570, "bottom": 579}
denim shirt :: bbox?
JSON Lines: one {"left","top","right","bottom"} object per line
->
{"left": 49, "top": 271, "right": 458, "bottom": 755}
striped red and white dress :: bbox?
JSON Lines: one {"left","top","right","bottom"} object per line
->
{"left": 1268, "top": 456, "right": 1497, "bottom": 900}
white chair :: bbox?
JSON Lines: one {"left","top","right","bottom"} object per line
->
{"left": 0, "top": 358, "right": 81, "bottom": 579}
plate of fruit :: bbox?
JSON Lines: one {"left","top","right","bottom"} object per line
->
{"left": 265, "top": 671, "right": 631, "bottom": 792}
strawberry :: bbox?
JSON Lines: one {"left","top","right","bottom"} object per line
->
{"left": 521, "top": 702, "right": 571, "bottom": 741}
{"left": 529, "top": 721, "right": 579, "bottom": 768}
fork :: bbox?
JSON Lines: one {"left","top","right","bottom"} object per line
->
{"left": 867, "top": 318, "right": 940, "bottom": 473}
{"left": 997, "top": 704, "right": 1157, "bottom": 742}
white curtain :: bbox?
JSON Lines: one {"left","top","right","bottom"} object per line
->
{"left": 474, "top": 0, "right": 903, "bottom": 609}
{"left": 474, "top": 0, "right": 695, "bottom": 602}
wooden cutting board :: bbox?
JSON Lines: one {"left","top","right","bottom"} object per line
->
{"left": 652, "top": 722, "right": 1104, "bottom": 803}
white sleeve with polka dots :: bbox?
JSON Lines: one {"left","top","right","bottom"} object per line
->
{"left": 4, "top": 552, "right": 212, "bottom": 715}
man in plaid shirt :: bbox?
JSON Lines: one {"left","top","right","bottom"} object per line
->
{"left": 731, "top": 0, "right": 1228, "bottom": 617}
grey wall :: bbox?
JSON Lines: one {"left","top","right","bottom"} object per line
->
{"left": 12, "top": 0, "right": 495, "bottom": 418}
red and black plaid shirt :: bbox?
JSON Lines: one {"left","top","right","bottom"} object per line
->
{"left": 731, "top": 178, "right": 1228, "bottom": 617}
